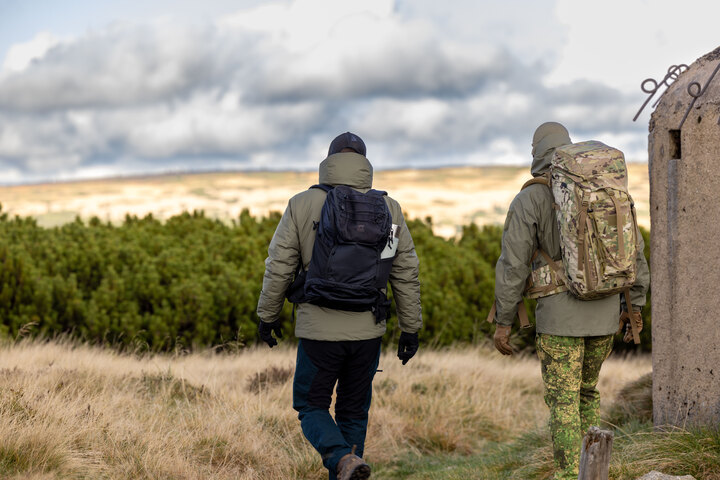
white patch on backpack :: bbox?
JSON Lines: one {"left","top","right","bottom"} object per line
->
{"left": 380, "top": 224, "right": 399, "bottom": 259}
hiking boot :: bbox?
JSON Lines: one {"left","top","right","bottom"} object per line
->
{"left": 336, "top": 453, "right": 371, "bottom": 480}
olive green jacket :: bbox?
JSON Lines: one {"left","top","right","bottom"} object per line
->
{"left": 494, "top": 145, "right": 650, "bottom": 336}
{"left": 257, "top": 152, "right": 422, "bottom": 341}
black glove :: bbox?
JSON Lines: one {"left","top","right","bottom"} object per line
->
{"left": 397, "top": 331, "right": 419, "bottom": 365}
{"left": 258, "top": 319, "right": 283, "bottom": 348}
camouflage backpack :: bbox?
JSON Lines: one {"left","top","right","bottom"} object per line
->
{"left": 524, "top": 141, "right": 639, "bottom": 301}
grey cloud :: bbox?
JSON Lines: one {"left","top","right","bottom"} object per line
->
{"left": 546, "top": 79, "right": 626, "bottom": 105}
{"left": 0, "top": 96, "right": 330, "bottom": 175}
{"left": 0, "top": 23, "right": 250, "bottom": 111}
{"left": 0, "top": 4, "right": 649, "bottom": 183}
{"left": 249, "top": 37, "right": 515, "bottom": 102}
{"left": 343, "top": 76, "right": 645, "bottom": 168}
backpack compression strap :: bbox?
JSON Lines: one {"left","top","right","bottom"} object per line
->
{"left": 534, "top": 248, "right": 568, "bottom": 287}
{"left": 486, "top": 300, "right": 531, "bottom": 329}
{"left": 517, "top": 174, "right": 572, "bottom": 301}
{"left": 520, "top": 173, "right": 568, "bottom": 284}
{"left": 622, "top": 288, "right": 641, "bottom": 344}
{"left": 485, "top": 174, "right": 555, "bottom": 328}
{"left": 285, "top": 184, "right": 333, "bottom": 310}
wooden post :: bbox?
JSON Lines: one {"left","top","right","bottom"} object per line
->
{"left": 578, "top": 426, "right": 613, "bottom": 480}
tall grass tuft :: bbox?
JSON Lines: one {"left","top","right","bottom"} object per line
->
{"left": 12, "top": 338, "right": 717, "bottom": 479}
{"left": 605, "top": 371, "right": 653, "bottom": 427}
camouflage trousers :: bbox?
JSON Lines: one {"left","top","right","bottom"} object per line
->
{"left": 535, "top": 334, "right": 614, "bottom": 480}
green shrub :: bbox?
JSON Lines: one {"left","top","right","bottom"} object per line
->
{"left": 0, "top": 206, "right": 652, "bottom": 352}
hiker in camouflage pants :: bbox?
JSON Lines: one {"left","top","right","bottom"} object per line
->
{"left": 491, "top": 122, "right": 650, "bottom": 479}
{"left": 536, "top": 334, "right": 613, "bottom": 478}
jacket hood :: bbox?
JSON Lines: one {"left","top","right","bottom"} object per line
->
{"left": 319, "top": 152, "right": 373, "bottom": 189}
{"left": 531, "top": 122, "right": 571, "bottom": 177}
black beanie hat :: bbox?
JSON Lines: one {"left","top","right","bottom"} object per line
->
{"left": 328, "top": 132, "right": 366, "bottom": 156}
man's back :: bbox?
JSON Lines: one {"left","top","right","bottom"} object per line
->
{"left": 494, "top": 126, "right": 649, "bottom": 337}
{"left": 492, "top": 122, "right": 650, "bottom": 480}
{"left": 257, "top": 151, "right": 422, "bottom": 341}
{"left": 499, "top": 182, "right": 626, "bottom": 336}
{"left": 256, "top": 132, "right": 422, "bottom": 480}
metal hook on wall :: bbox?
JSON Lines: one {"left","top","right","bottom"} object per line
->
{"left": 678, "top": 60, "right": 720, "bottom": 130}
{"left": 633, "top": 64, "right": 688, "bottom": 122}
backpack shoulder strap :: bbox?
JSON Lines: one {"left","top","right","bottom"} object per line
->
{"left": 521, "top": 174, "right": 550, "bottom": 191}
{"left": 310, "top": 184, "right": 333, "bottom": 193}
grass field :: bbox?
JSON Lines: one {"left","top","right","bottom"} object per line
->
{"left": 4, "top": 337, "right": 707, "bottom": 480}
{"left": 1, "top": 164, "right": 709, "bottom": 480}
{"left": 0, "top": 164, "right": 650, "bottom": 238}
{"left": 0, "top": 337, "right": 717, "bottom": 480}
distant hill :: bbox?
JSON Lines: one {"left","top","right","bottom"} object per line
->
{"left": 0, "top": 165, "right": 649, "bottom": 238}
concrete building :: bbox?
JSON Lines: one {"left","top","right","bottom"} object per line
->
{"left": 649, "top": 46, "right": 720, "bottom": 427}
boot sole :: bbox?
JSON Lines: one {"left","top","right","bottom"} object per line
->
{"left": 348, "top": 464, "right": 371, "bottom": 480}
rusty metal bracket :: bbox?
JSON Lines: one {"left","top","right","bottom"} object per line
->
{"left": 678, "top": 60, "right": 720, "bottom": 130}
{"left": 633, "top": 64, "right": 688, "bottom": 122}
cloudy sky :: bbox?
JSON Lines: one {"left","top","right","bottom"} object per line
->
{"left": 0, "top": 0, "right": 718, "bottom": 183}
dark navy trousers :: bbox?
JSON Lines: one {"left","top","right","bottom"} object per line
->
{"left": 293, "top": 337, "right": 382, "bottom": 480}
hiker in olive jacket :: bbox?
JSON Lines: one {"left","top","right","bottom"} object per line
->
{"left": 256, "top": 132, "right": 422, "bottom": 480}
{"left": 492, "top": 122, "right": 650, "bottom": 480}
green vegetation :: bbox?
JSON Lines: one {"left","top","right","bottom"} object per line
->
{"left": 0, "top": 206, "right": 651, "bottom": 352}
{"left": 0, "top": 208, "right": 279, "bottom": 350}
{"left": 374, "top": 425, "right": 720, "bottom": 479}
{"left": 374, "top": 373, "right": 720, "bottom": 480}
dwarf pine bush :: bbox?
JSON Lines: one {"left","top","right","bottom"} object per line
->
{"left": 0, "top": 206, "right": 651, "bottom": 352}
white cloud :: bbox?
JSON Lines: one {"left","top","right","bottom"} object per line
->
{"left": 549, "top": 0, "right": 720, "bottom": 92}
{"left": 225, "top": 3, "right": 504, "bottom": 102}
{"left": 2, "top": 32, "right": 62, "bottom": 72}
{"left": 220, "top": 0, "right": 393, "bottom": 52}
{"left": 0, "top": 0, "right": 663, "bottom": 182}
{"left": 125, "top": 95, "right": 326, "bottom": 157}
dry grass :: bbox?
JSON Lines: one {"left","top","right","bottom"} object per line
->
{"left": 0, "top": 339, "right": 650, "bottom": 479}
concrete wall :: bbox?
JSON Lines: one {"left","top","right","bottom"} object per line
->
{"left": 650, "top": 46, "right": 720, "bottom": 427}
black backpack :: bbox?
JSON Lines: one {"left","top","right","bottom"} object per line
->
{"left": 287, "top": 184, "right": 395, "bottom": 322}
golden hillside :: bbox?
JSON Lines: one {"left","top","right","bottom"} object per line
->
{"left": 0, "top": 164, "right": 649, "bottom": 237}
